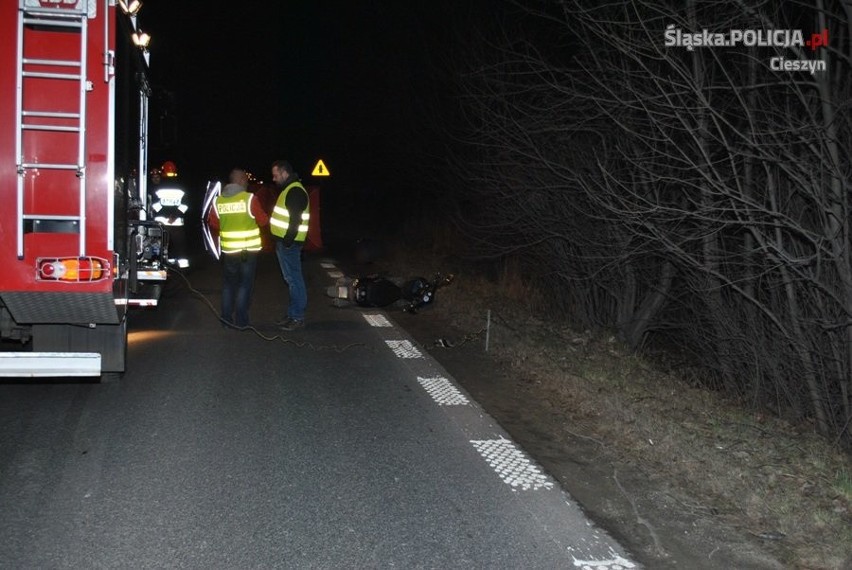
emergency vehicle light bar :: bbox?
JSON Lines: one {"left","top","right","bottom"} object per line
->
{"left": 36, "top": 256, "right": 108, "bottom": 282}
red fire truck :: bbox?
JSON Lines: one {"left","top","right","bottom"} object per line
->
{"left": 0, "top": 0, "right": 168, "bottom": 379}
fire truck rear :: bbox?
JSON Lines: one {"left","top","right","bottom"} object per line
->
{"left": 0, "top": 0, "right": 167, "bottom": 379}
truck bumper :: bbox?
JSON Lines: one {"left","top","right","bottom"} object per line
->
{"left": 0, "top": 352, "right": 101, "bottom": 377}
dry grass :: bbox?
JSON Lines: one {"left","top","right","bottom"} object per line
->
{"left": 383, "top": 242, "right": 852, "bottom": 569}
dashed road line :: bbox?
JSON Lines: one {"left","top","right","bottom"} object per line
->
{"left": 363, "top": 313, "right": 393, "bottom": 327}
{"left": 385, "top": 339, "right": 423, "bottom": 359}
{"left": 571, "top": 555, "right": 636, "bottom": 569}
{"left": 470, "top": 438, "right": 554, "bottom": 491}
{"left": 417, "top": 376, "right": 470, "bottom": 406}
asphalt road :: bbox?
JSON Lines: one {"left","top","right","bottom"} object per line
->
{"left": 0, "top": 247, "right": 638, "bottom": 569}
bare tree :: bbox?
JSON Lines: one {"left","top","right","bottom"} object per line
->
{"left": 445, "top": 0, "right": 851, "bottom": 441}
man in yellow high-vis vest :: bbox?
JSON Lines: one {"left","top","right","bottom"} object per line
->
{"left": 207, "top": 168, "right": 269, "bottom": 328}
{"left": 270, "top": 160, "right": 310, "bottom": 330}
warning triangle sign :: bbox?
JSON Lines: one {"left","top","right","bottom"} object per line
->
{"left": 311, "top": 159, "right": 330, "bottom": 177}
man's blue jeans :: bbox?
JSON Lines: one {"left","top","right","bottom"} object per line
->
{"left": 275, "top": 239, "right": 307, "bottom": 321}
{"left": 221, "top": 251, "right": 258, "bottom": 327}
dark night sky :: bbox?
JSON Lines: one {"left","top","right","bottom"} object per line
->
{"left": 138, "top": 1, "right": 479, "bottom": 194}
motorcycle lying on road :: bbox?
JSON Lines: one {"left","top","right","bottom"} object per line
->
{"left": 327, "top": 273, "right": 454, "bottom": 314}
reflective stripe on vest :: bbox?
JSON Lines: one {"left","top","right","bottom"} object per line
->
{"left": 216, "top": 192, "right": 262, "bottom": 253}
{"left": 151, "top": 187, "right": 188, "bottom": 226}
{"left": 270, "top": 181, "right": 310, "bottom": 241}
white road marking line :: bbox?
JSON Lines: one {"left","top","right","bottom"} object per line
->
{"left": 364, "top": 314, "right": 393, "bottom": 327}
{"left": 385, "top": 340, "right": 423, "bottom": 359}
{"left": 470, "top": 438, "right": 554, "bottom": 491}
{"left": 417, "top": 376, "right": 469, "bottom": 406}
{"left": 572, "top": 556, "right": 636, "bottom": 569}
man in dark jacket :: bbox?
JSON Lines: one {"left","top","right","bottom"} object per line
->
{"left": 269, "top": 160, "right": 309, "bottom": 330}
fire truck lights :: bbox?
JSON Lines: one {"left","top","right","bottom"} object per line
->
{"left": 118, "top": 0, "right": 142, "bottom": 16}
{"left": 120, "top": 0, "right": 151, "bottom": 49}
{"left": 37, "top": 257, "right": 108, "bottom": 282}
{"left": 132, "top": 30, "right": 151, "bottom": 49}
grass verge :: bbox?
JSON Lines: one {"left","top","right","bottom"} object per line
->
{"left": 381, "top": 242, "right": 852, "bottom": 569}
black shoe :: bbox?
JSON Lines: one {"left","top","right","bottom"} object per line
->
{"left": 278, "top": 318, "right": 305, "bottom": 331}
